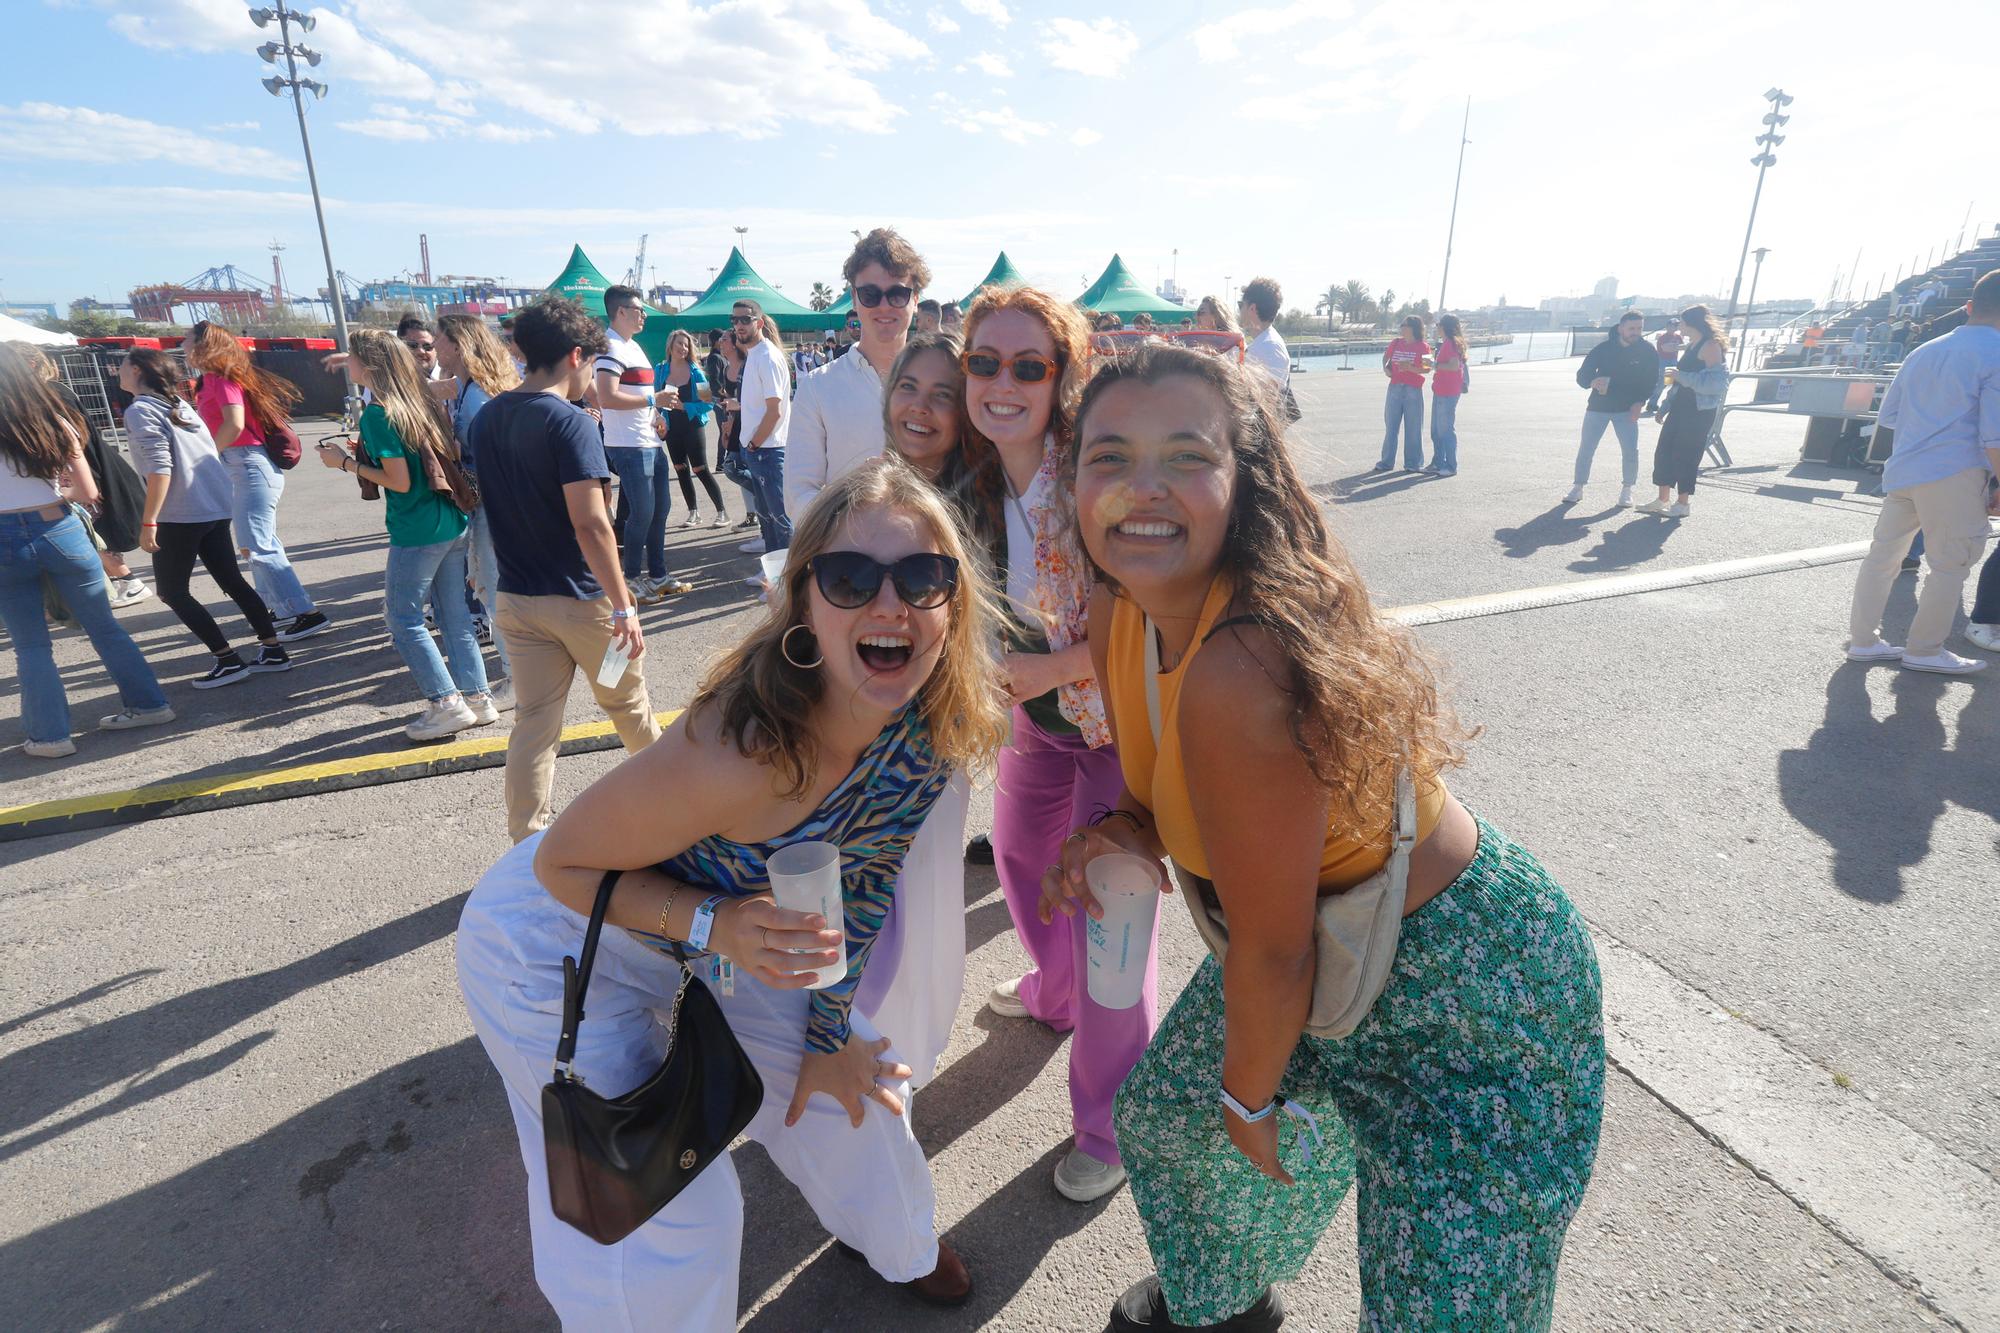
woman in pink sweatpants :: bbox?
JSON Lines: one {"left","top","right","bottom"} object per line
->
{"left": 955, "top": 285, "right": 1161, "bottom": 1202}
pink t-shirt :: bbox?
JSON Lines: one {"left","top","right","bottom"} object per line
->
{"left": 195, "top": 376, "right": 266, "bottom": 449}
{"left": 1385, "top": 337, "right": 1430, "bottom": 387}
{"left": 1432, "top": 344, "right": 1467, "bottom": 397}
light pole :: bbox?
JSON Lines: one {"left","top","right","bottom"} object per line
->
{"left": 1735, "top": 246, "right": 1770, "bottom": 370}
{"left": 250, "top": 4, "right": 348, "bottom": 353}
{"left": 1437, "top": 97, "right": 1471, "bottom": 312}
{"left": 1723, "top": 88, "right": 1791, "bottom": 357}
{"left": 734, "top": 226, "right": 749, "bottom": 255}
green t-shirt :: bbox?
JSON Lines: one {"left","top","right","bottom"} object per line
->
{"left": 360, "top": 403, "right": 468, "bottom": 548}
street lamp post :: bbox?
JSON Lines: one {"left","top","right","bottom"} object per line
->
{"left": 734, "top": 226, "right": 749, "bottom": 255}
{"left": 1437, "top": 97, "right": 1471, "bottom": 313}
{"left": 1735, "top": 247, "right": 1770, "bottom": 370}
{"left": 1723, "top": 87, "right": 1792, "bottom": 362}
{"left": 250, "top": 3, "right": 349, "bottom": 355}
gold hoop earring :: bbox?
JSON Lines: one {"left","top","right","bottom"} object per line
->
{"left": 781, "top": 623, "right": 823, "bottom": 669}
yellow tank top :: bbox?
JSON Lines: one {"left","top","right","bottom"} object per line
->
{"left": 1104, "top": 579, "right": 1446, "bottom": 889}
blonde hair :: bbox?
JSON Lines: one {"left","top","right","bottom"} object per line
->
{"left": 349, "top": 329, "right": 458, "bottom": 464}
{"left": 689, "top": 457, "right": 1010, "bottom": 797}
{"left": 435, "top": 315, "right": 520, "bottom": 399}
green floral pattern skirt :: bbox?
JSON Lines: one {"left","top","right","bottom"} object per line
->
{"left": 1113, "top": 818, "right": 1606, "bottom": 1329}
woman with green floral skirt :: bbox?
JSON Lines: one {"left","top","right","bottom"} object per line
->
{"left": 1040, "top": 343, "right": 1605, "bottom": 1330}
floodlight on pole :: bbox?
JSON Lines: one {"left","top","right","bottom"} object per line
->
{"left": 252, "top": 0, "right": 351, "bottom": 363}
{"left": 1723, "top": 88, "right": 1792, "bottom": 359}
{"left": 734, "top": 226, "right": 750, "bottom": 254}
{"left": 248, "top": 7, "right": 276, "bottom": 26}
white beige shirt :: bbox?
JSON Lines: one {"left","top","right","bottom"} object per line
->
{"left": 784, "top": 343, "right": 891, "bottom": 517}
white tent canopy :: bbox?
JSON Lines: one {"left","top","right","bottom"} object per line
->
{"left": 0, "top": 312, "right": 77, "bottom": 346}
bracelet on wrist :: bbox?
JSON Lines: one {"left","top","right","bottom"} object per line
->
{"left": 1089, "top": 807, "right": 1144, "bottom": 835}
{"left": 657, "top": 883, "right": 685, "bottom": 941}
{"left": 1220, "top": 1086, "right": 1278, "bottom": 1123}
{"left": 686, "top": 894, "right": 728, "bottom": 952}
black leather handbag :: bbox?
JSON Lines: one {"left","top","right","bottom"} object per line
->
{"left": 542, "top": 869, "right": 764, "bottom": 1246}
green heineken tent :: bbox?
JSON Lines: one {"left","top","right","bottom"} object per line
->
{"left": 640, "top": 248, "right": 828, "bottom": 357}
{"left": 822, "top": 288, "right": 852, "bottom": 317}
{"left": 963, "top": 251, "right": 1029, "bottom": 307}
{"left": 1076, "top": 254, "right": 1186, "bottom": 320}
{"left": 543, "top": 244, "right": 659, "bottom": 322}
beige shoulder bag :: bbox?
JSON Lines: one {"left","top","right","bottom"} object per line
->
{"left": 1145, "top": 615, "right": 1413, "bottom": 1039}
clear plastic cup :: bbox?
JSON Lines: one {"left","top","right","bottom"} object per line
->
{"left": 1083, "top": 853, "right": 1161, "bottom": 1009}
{"left": 765, "top": 840, "right": 847, "bottom": 989}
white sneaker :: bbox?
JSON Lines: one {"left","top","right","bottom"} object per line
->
{"left": 1616, "top": 486, "right": 1634, "bottom": 508}
{"left": 1053, "top": 1146, "right": 1127, "bottom": 1203}
{"left": 489, "top": 678, "right": 517, "bottom": 712}
{"left": 463, "top": 693, "right": 501, "bottom": 726}
{"left": 1900, "top": 649, "right": 1987, "bottom": 675}
{"left": 99, "top": 705, "right": 176, "bottom": 731}
{"left": 1667, "top": 501, "right": 1691, "bottom": 518}
{"left": 1964, "top": 623, "right": 2000, "bottom": 652}
{"left": 712, "top": 511, "right": 733, "bottom": 529}
{"left": 631, "top": 576, "right": 665, "bottom": 604}
{"left": 682, "top": 510, "right": 703, "bottom": 529}
{"left": 1562, "top": 484, "right": 1585, "bottom": 504}
{"left": 109, "top": 577, "right": 151, "bottom": 608}
{"left": 23, "top": 736, "right": 77, "bottom": 758}
{"left": 1634, "top": 498, "right": 1672, "bottom": 515}
{"left": 987, "top": 975, "right": 1031, "bottom": 1019}
{"left": 1844, "top": 640, "right": 1905, "bottom": 663}
{"left": 738, "top": 536, "right": 767, "bottom": 554}
{"left": 405, "top": 696, "right": 479, "bottom": 742}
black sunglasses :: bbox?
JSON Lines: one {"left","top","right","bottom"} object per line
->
{"left": 403, "top": 339, "right": 434, "bottom": 351}
{"left": 808, "top": 551, "right": 958, "bottom": 610}
{"left": 730, "top": 314, "right": 756, "bottom": 325}
{"left": 854, "top": 283, "right": 914, "bottom": 309}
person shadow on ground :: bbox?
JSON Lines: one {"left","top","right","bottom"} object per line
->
{"left": 1568, "top": 516, "right": 1677, "bottom": 575}
{"left": 1494, "top": 503, "right": 1605, "bottom": 560}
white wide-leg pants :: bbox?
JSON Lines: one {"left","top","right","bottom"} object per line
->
{"left": 455, "top": 837, "right": 940, "bottom": 1332}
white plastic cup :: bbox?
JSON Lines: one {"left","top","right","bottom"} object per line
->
{"left": 759, "top": 548, "right": 789, "bottom": 606}
{"left": 1083, "top": 853, "right": 1161, "bottom": 1010}
{"left": 765, "top": 839, "right": 847, "bottom": 989}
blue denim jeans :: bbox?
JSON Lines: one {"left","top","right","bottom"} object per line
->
{"left": 0, "top": 509, "right": 167, "bottom": 743}
{"left": 1574, "top": 410, "right": 1640, "bottom": 486}
{"left": 1428, "top": 394, "right": 1460, "bottom": 473}
{"left": 467, "top": 505, "right": 511, "bottom": 681}
{"left": 606, "top": 447, "right": 674, "bottom": 580}
{"left": 222, "top": 444, "right": 316, "bottom": 619}
{"left": 744, "top": 446, "right": 793, "bottom": 549}
{"left": 1378, "top": 383, "right": 1425, "bottom": 469}
{"left": 384, "top": 534, "right": 488, "bottom": 703}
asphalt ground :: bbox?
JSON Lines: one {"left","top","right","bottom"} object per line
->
{"left": 2, "top": 356, "right": 1992, "bottom": 1330}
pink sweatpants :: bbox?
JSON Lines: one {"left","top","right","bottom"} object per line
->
{"left": 992, "top": 707, "right": 1159, "bottom": 1165}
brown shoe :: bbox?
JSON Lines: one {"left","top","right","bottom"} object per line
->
{"left": 834, "top": 1238, "right": 973, "bottom": 1308}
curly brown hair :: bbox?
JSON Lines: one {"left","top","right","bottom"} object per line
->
{"left": 1073, "top": 343, "right": 1471, "bottom": 823}
{"left": 183, "top": 322, "right": 301, "bottom": 432}
{"left": 842, "top": 227, "right": 934, "bottom": 294}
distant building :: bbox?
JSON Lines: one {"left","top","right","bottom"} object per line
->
{"left": 1591, "top": 276, "right": 1619, "bottom": 301}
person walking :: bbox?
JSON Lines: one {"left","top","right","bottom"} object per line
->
{"left": 595, "top": 285, "right": 693, "bottom": 603}
{"left": 1425, "top": 312, "right": 1469, "bottom": 476}
{"left": 1374, "top": 315, "right": 1432, "bottom": 471}
{"left": 119, "top": 350, "right": 292, "bottom": 689}
{"left": 788, "top": 228, "right": 932, "bottom": 517}
{"left": 0, "top": 345, "right": 173, "bottom": 757}
{"left": 656, "top": 330, "right": 731, "bottom": 529}
{"left": 735, "top": 300, "right": 794, "bottom": 561}
{"left": 956, "top": 286, "right": 1154, "bottom": 1203}
{"left": 1564, "top": 309, "right": 1661, "bottom": 507}
{"left": 1236, "top": 278, "right": 1289, "bottom": 392}
{"left": 455, "top": 462, "right": 1009, "bottom": 1329}
{"left": 1845, "top": 269, "right": 2000, "bottom": 675}
{"left": 182, "top": 321, "right": 329, "bottom": 641}
{"left": 461, "top": 296, "right": 661, "bottom": 841}
{"left": 713, "top": 328, "right": 767, "bottom": 541}
{"left": 1636, "top": 305, "right": 1730, "bottom": 518}
{"left": 317, "top": 330, "right": 496, "bottom": 741}
{"left": 436, "top": 313, "right": 521, "bottom": 712}
{"left": 1048, "top": 344, "right": 1604, "bottom": 1331}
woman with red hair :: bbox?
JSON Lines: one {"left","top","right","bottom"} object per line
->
{"left": 183, "top": 323, "right": 329, "bottom": 641}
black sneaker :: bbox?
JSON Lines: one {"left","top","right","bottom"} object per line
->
{"left": 249, "top": 645, "right": 293, "bottom": 674}
{"left": 276, "top": 611, "right": 332, "bottom": 642}
{"left": 1108, "top": 1276, "right": 1283, "bottom": 1332}
{"left": 965, "top": 834, "right": 995, "bottom": 865}
{"left": 193, "top": 656, "right": 252, "bottom": 690}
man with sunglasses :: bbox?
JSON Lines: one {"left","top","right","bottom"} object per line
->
{"left": 595, "top": 286, "right": 689, "bottom": 602}
{"left": 733, "top": 299, "right": 792, "bottom": 556}
{"left": 397, "top": 314, "right": 441, "bottom": 380}
{"left": 785, "top": 228, "right": 933, "bottom": 519}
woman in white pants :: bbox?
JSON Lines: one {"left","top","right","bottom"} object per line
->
{"left": 456, "top": 461, "right": 1007, "bottom": 1329}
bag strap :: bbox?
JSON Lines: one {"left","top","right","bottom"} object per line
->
{"left": 553, "top": 869, "right": 622, "bottom": 1080}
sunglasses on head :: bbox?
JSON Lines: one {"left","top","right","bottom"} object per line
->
{"left": 962, "top": 351, "right": 1058, "bottom": 383}
{"left": 854, "top": 283, "right": 914, "bottom": 309}
{"left": 808, "top": 551, "right": 958, "bottom": 610}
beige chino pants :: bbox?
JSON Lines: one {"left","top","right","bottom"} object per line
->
{"left": 1847, "top": 466, "right": 1993, "bottom": 658}
{"left": 494, "top": 591, "right": 661, "bottom": 842}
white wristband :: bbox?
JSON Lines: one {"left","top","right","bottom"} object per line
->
{"left": 1220, "top": 1087, "right": 1276, "bottom": 1123}
{"left": 686, "top": 894, "right": 728, "bottom": 952}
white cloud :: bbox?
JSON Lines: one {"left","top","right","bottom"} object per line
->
{"left": 339, "top": 102, "right": 549, "bottom": 144}
{"left": 0, "top": 102, "right": 300, "bottom": 180}
{"left": 932, "top": 95, "right": 1049, "bottom": 144}
{"left": 1070, "top": 128, "right": 1103, "bottom": 147}
{"left": 341, "top": 117, "right": 436, "bottom": 142}
{"left": 960, "top": 0, "right": 1011, "bottom": 26}
{"left": 965, "top": 51, "right": 1014, "bottom": 77}
{"left": 207, "top": 120, "right": 263, "bottom": 132}
{"left": 1191, "top": 1, "right": 1352, "bottom": 62}
{"left": 926, "top": 8, "right": 961, "bottom": 33}
{"left": 1037, "top": 18, "right": 1138, "bottom": 76}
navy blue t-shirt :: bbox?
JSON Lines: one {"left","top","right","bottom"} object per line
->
{"left": 463, "top": 390, "right": 611, "bottom": 600}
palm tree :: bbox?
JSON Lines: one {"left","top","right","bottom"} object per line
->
{"left": 1334, "top": 279, "right": 1371, "bottom": 328}
{"left": 1315, "top": 284, "right": 1342, "bottom": 333}
{"left": 1378, "top": 288, "right": 1397, "bottom": 328}
{"left": 809, "top": 281, "right": 835, "bottom": 312}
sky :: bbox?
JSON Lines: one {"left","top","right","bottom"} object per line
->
{"left": 2, "top": 0, "right": 1992, "bottom": 320}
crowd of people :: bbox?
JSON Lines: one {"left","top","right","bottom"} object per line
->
{"left": 5, "top": 227, "right": 1997, "bottom": 1330}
